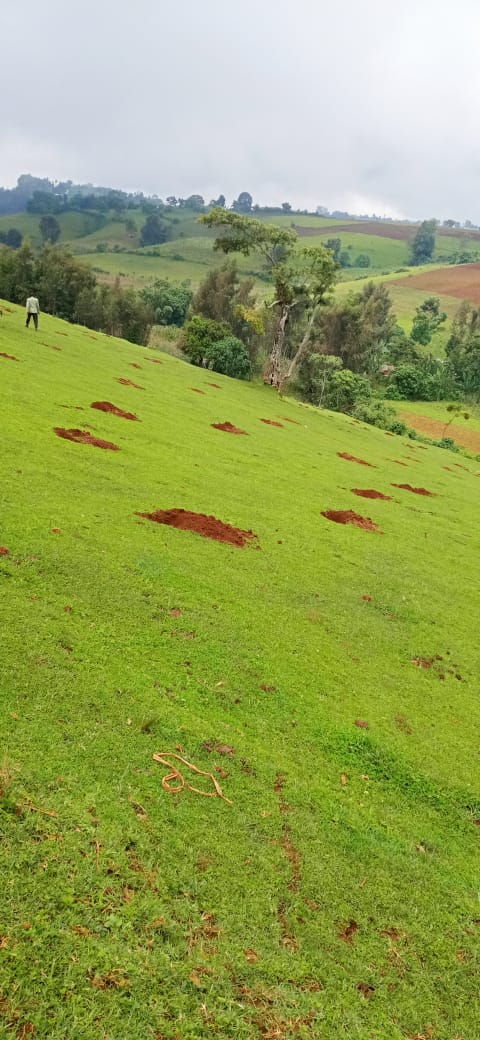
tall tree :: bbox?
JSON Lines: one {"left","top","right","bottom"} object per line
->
{"left": 411, "top": 296, "right": 447, "bottom": 345}
{"left": 39, "top": 215, "right": 61, "bottom": 244}
{"left": 410, "top": 220, "right": 437, "bottom": 265}
{"left": 200, "top": 209, "right": 337, "bottom": 387}
{"left": 232, "top": 192, "right": 253, "bottom": 214}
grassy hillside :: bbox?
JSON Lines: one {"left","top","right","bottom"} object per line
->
{"left": 1, "top": 301, "right": 479, "bottom": 1040}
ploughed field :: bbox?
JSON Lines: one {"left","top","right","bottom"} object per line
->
{"left": 1, "top": 300, "right": 479, "bottom": 1040}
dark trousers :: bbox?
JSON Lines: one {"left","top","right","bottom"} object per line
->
{"left": 26, "top": 312, "right": 38, "bottom": 329}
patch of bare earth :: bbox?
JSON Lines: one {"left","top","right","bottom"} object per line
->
{"left": 91, "top": 401, "right": 139, "bottom": 421}
{"left": 337, "top": 452, "right": 374, "bottom": 467}
{"left": 136, "top": 508, "right": 258, "bottom": 548}
{"left": 392, "top": 484, "right": 436, "bottom": 496}
{"left": 399, "top": 411, "right": 480, "bottom": 452}
{"left": 211, "top": 422, "right": 248, "bottom": 435}
{"left": 351, "top": 489, "right": 392, "bottom": 500}
{"left": 322, "top": 509, "right": 383, "bottom": 533}
{"left": 54, "top": 428, "right": 120, "bottom": 451}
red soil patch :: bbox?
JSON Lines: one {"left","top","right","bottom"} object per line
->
{"left": 191, "top": 387, "right": 205, "bottom": 394}
{"left": 208, "top": 382, "right": 222, "bottom": 388}
{"left": 144, "top": 357, "right": 163, "bottom": 364}
{"left": 443, "top": 466, "right": 454, "bottom": 472}
{"left": 337, "top": 452, "right": 374, "bottom": 467}
{"left": 211, "top": 421, "right": 248, "bottom": 435}
{"left": 54, "top": 427, "right": 120, "bottom": 451}
{"left": 116, "top": 378, "right": 144, "bottom": 389}
{"left": 129, "top": 363, "right": 142, "bottom": 369}
{"left": 91, "top": 401, "right": 139, "bottom": 421}
{"left": 0, "top": 352, "right": 19, "bottom": 360}
{"left": 351, "top": 489, "right": 392, "bottom": 500}
{"left": 281, "top": 416, "right": 301, "bottom": 424}
{"left": 41, "top": 341, "right": 61, "bottom": 351}
{"left": 321, "top": 509, "right": 382, "bottom": 533}
{"left": 355, "top": 719, "right": 369, "bottom": 729}
{"left": 399, "top": 410, "right": 480, "bottom": 452}
{"left": 260, "top": 418, "right": 283, "bottom": 427}
{"left": 393, "top": 262, "right": 480, "bottom": 304}
{"left": 412, "top": 656, "right": 434, "bottom": 669}
{"left": 392, "top": 484, "right": 436, "bottom": 496}
{"left": 136, "top": 508, "right": 258, "bottom": 548}
{"left": 338, "top": 919, "right": 359, "bottom": 944}
{"left": 0, "top": 547, "right": 9, "bottom": 556}
{"left": 362, "top": 594, "right": 372, "bottom": 601}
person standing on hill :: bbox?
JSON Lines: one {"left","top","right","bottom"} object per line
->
{"left": 25, "top": 294, "right": 40, "bottom": 330}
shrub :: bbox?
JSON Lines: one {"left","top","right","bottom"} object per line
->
{"left": 205, "top": 335, "right": 251, "bottom": 379}
{"left": 353, "top": 399, "right": 407, "bottom": 434}
{"left": 324, "top": 369, "right": 372, "bottom": 413}
{"left": 180, "top": 315, "right": 230, "bottom": 366}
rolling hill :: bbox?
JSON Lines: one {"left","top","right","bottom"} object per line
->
{"left": 1, "top": 300, "right": 479, "bottom": 1040}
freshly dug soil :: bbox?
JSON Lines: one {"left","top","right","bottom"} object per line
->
{"left": 54, "top": 427, "right": 120, "bottom": 451}
{"left": 91, "top": 401, "right": 139, "bottom": 421}
{"left": 351, "top": 489, "right": 392, "bottom": 500}
{"left": 116, "top": 378, "right": 144, "bottom": 389}
{"left": 136, "top": 508, "right": 258, "bottom": 548}
{"left": 392, "top": 484, "right": 436, "bottom": 496}
{"left": 191, "top": 388, "right": 205, "bottom": 394}
{"left": 322, "top": 509, "right": 382, "bottom": 533}
{"left": 260, "top": 418, "right": 283, "bottom": 427}
{"left": 0, "top": 547, "right": 9, "bottom": 556}
{"left": 208, "top": 383, "right": 222, "bottom": 388}
{"left": 211, "top": 422, "right": 248, "bottom": 435}
{"left": 0, "top": 352, "right": 18, "bottom": 360}
{"left": 337, "top": 452, "right": 374, "bottom": 467}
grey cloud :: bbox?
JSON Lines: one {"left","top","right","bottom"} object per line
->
{"left": 2, "top": 0, "right": 480, "bottom": 220}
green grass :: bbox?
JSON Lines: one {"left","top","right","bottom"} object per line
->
{"left": 1, "top": 301, "right": 479, "bottom": 1039}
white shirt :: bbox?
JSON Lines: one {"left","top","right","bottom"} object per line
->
{"left": 26, "top": 297, "right": 40, "bottom": 314}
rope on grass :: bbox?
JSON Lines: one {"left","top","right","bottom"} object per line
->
{"left": 152, "top": 751, "right": 232, "bottom": 804}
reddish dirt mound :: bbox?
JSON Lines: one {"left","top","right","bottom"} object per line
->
{"left": 0, "top": 352, "right": 19, "bottom": 360}
{"left": 281, "top": 416, "right": 301, "bottom": 424}
{"left": 351, "top": 489, "right": 392, "bottom": 500}
{"left": 54, "top": 427, "right": 120, "bottom": 451}
{"left": 0, "top": 547, "right": 9, "bottom": 556}
{"left": 116, "top": 378, "right": 144, "bottom": 389}
{"left": 321, "top": 509, "right": 382, "bottom": 533}
{"left": 208, "top": 382, "right": 222, "bottom": 388}
{"left": 337, "top": 452, "right": 374, "bottom": 467}
{"left": 392, "top": 484, "right": 436, "bottom": 496}
{"left": 211, "top": 421, "right": 248, "bottom": 435}
{"left": 136, "top": 508, "right": 258, "bottom": 548}
{"left": 129, "top": 363, "right": 142, "bottom": 369}
{"left": 41, "top": 341, "right": 61, "bottom": 351}
{"left": 191, "top": 387, "right": 205, "bottom": 394}
{"left": 260, "top": 418, "right": 283, "bottom": 427}
{"left": 91, "top": 401, "right": 139, "bottom": 421}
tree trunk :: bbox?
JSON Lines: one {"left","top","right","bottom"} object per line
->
{"left": 282, "top": 306, "right": 318, "bottom": 388}
{"left": 264, "top": 305, "right": 289, "bottom": 388}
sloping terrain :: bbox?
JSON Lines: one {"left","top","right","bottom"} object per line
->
{"left": 1, "top": 302, "right": 479, "bottom": 1040}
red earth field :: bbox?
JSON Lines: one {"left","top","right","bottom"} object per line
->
{"left": 399, "top": 411, "right": 480, "bottom": 452}
{"left": 392, "top": 263, "right": 480, "bottom": 304}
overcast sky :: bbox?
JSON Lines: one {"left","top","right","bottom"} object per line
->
{"left": 2, "top": 0, "right": 480, "bottom": 220}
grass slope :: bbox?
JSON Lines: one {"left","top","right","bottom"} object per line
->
{"left": 1, "top": 303, "right": 480, "bottom": 1040}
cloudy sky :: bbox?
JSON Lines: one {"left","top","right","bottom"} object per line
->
{"left": 2, "top": 0, "right": 480, "bottom": 220}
